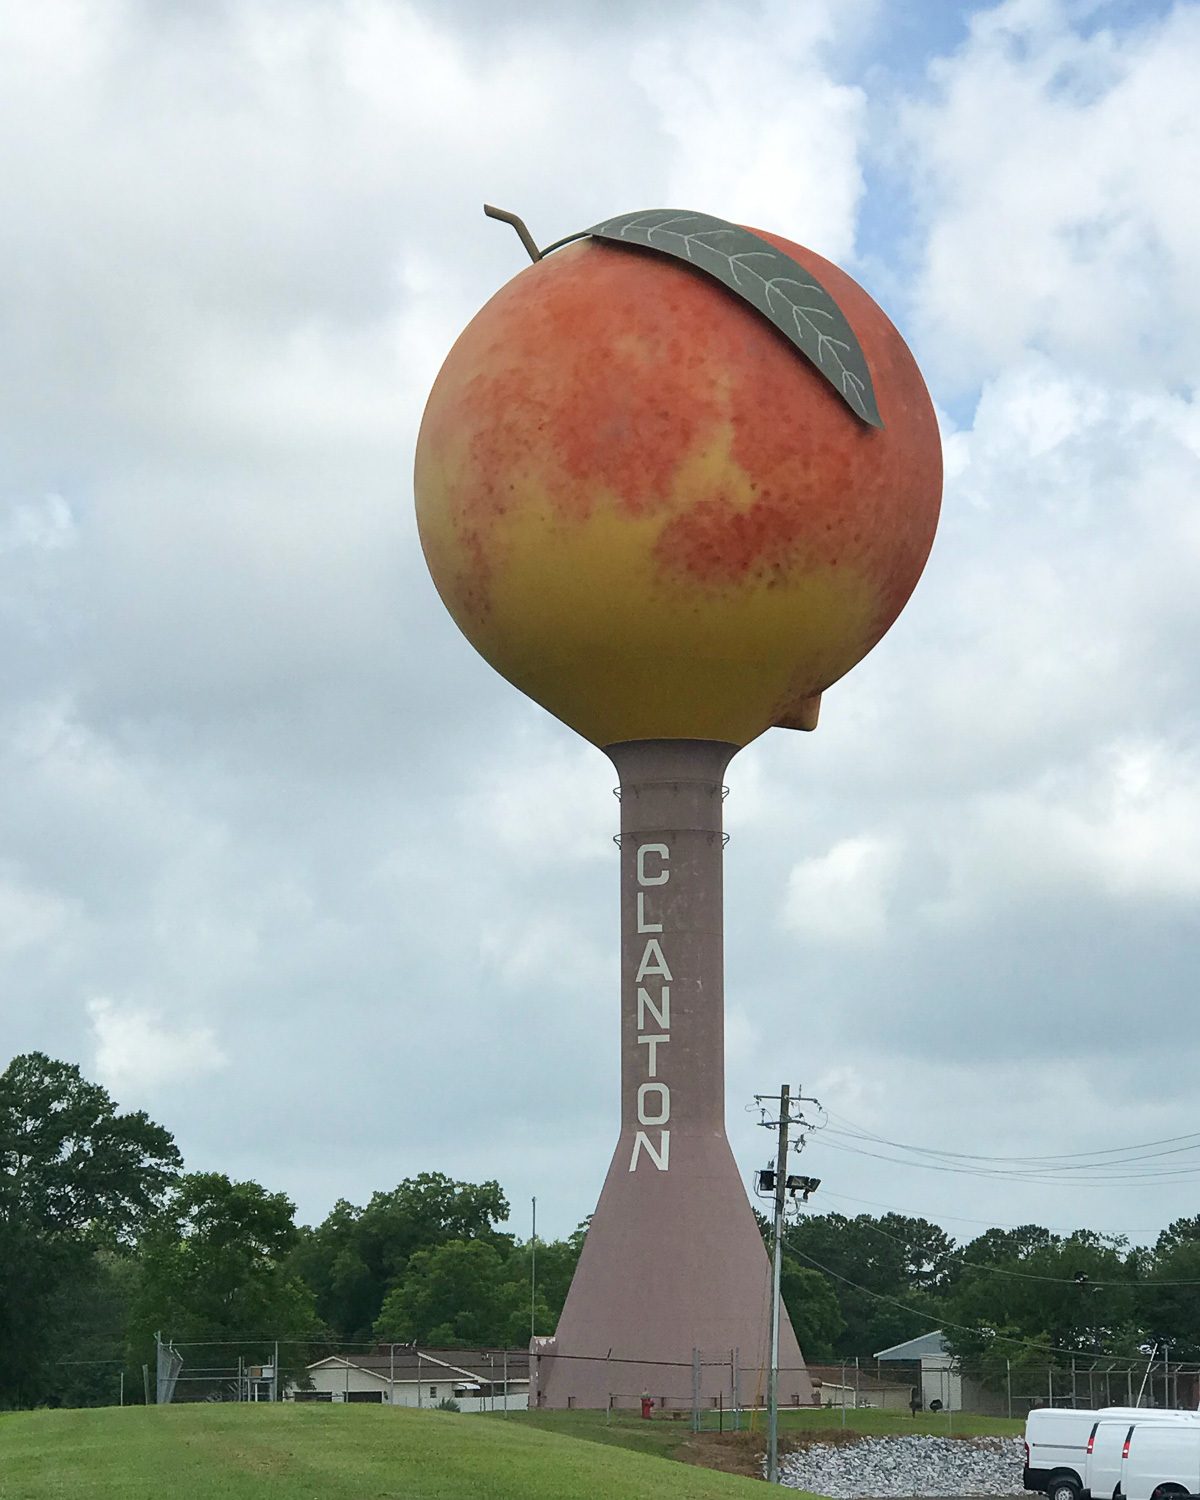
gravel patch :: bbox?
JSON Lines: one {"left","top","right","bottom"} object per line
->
{"left": 778, "top": 1434, "right": 1027, "bottom": 1496}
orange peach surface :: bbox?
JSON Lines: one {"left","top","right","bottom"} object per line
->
{"left": 414, "top": 230, "right": 942, "bottom": 749}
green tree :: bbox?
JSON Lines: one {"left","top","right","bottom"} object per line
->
{"left": 290, "top": 1173, "right": 512, "bottom": 1340}
{"left": 781, "top": 1261, "right": 845, "bottom": 1361}
{"left": 371, "top": 1223, "right": 588, "bottom": 1349}
{"left": 39, "top": 1249, "right": 139, "bottom": 1409}
{"left": 781, "top": 1212, "right": 950, "bottom": 1357}
{"left": 374, "top": 1239, "right": 510, "bottom": 1346}
{"left": 0, "top": 1053, "right": 179, "bottom": 1406}
{"left": 942, "top": 1227, "right": 1143, "bottom": 1389}
{"left": 129, "top": 1172, "right": 321, "bottom": 1378}
{"left": 0, "top": 1053, "right": 179, "bottom": 1237}
{"left": 1139, "top": 1217, "right": 1200, "bottom": 1362}
{"left": 494, "top": 1224, "right": 588, "bottom": 1343}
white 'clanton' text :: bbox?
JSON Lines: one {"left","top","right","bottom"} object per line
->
{"left": 629, "top": 841, "right": 671, "bottom": 1172}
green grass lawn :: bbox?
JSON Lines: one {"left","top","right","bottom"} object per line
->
{"left": 510, "top": 1402, "right": 1021, "bottom": 1459}
{"left": 773, "top": 1406, "right": 1021, "bottom": 1438}
{"left": 0, "top": 1403, "right": 809, "bottom": 1500}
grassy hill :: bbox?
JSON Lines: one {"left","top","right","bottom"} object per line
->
{"left": 0, "top": 1403, "right": 791, "bottom": 1500}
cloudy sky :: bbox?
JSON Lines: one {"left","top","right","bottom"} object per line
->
{"left": 2, "top": 0, "right": 1199, "bottom": 1255}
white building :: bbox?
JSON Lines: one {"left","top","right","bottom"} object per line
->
{"left": 298, "top": 1348, "right": 529, "bottom": 1414}
{"left": 875, "top": 1330, "right": 1006, "bottom": 1416}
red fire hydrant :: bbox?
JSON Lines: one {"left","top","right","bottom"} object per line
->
{"left": 640, "top": 1394, "right": 654, "bottom": 1420}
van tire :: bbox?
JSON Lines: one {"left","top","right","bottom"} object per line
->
{"left": 1150, "top": 1488, "right": 1187, "bottom": 1500}
{"left": 1047, "top": 1478, "right": 1081, "bottom": 1500}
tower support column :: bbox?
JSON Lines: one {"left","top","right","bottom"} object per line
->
{"left": 537, "top": 740, "right": 811, "bottom": 1411}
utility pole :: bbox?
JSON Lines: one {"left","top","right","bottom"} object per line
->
{"left": 531, "top": 1196, "right": 537, "bottom": 1341}
{"left": 767, "top": 1083, "right": 790, "bottom": 1483}
{"left": 1136, "top": 1342, "right": 1156, "bottom": 1408}
{"left": 754, "top": 1084, "right": 822, "bottom": 1486}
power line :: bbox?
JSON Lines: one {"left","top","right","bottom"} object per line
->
{"left": 780, "top": 1235, "right": 1147, "bottom": 1363}
{"left": 806, "top": 1204, "right": 1200, "bottom": 1288}
{"left": 812, "top": 1133, "right": 1200, "bottom": 1186}
{"left": 821, "top": 1110, "right": 1200, "bottom": 1167}
{"left": 814, "top": 1187, "right": 1167, "bottom": 1240}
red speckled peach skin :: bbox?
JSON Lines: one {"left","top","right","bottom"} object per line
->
{"left": 415, "top": 229, "right": 941, "bottom": 747}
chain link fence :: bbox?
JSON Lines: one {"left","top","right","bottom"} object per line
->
{"left": 47, "top": 1336, "right": 1200, "bottom": 1424}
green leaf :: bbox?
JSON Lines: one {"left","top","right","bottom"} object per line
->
{"left": 549, "top": 209, "right": 883, "bottom": 428}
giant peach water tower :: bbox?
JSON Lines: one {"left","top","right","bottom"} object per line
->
{"left": 415, "top": 208, "right": 942, "bottom": 1409}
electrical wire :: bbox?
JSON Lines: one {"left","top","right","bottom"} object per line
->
{"left": 810, "top": 1133, "right": 1200, "bottom": 1186}
{"left": 779, "top": 1234, "right": 1150, "bottom": 1363}
{"left": 813, "top": 1109, "right": 1200, "bottom": 1186}
{"left": 799, "top": 1203, "right": 1200, "bottom": 1288}
{"left": 821, "top": 1109, "right": 1200, "bottom": 1167}
{"left": 814, "top": 1187, "right": 1167, "bottom": 1241}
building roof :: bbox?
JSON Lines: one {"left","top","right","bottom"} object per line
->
{"left": 307, "top": 1348, "right": 530, "bottom": 1385}
{"left": 806, "top": 1363, "right": 914, "bottom": 1393}
{"left": 874, "top": 1331, "right": 949, "bottom": 1361}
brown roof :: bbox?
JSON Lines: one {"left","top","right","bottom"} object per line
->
{"left": 309, "top": 1347, "right": 530, "bottom": 1384}
{"left": 806, "top": 1363, "right": 913, "bottom": 1393}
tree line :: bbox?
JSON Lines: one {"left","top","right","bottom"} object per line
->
{"left": 3, "top": 1051, "right": 1198, "bottom": 1408}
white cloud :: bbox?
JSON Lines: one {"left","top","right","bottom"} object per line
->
{"left": 902, "top": 0, "right": 1200, "bottom": 389}
{"left": 0, "top": 875, "right": 69, "bottom": 959}
{"left": 783, "top": 833, "right": 901, "bottom": 945}
{"left": 87, "top": 997, "right": 226, "bottom": 1095}
{"left": 0, "top": 494, "right": 75, "bottom": 554}
{"left": 631, "top": 0, "right": 871, "bottom": 262}
{"left": 970, "top": 738, "right": 1200, "bottom": 905}
{"left": 2, "top": 0, "right": 1199, "bottom": 1249}
{"left": 464, "top": 733, "right": 613, "bottom": 869}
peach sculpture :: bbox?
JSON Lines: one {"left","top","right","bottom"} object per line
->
{"left": 415, "top": 208, "right": 941, "bottom": 1410}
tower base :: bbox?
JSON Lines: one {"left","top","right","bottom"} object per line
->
{"left": 536, "top": 1127, "right": 811, "bottom": 1410}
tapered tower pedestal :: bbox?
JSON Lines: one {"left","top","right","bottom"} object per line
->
{"left": 536, "top": 741, "right": 811, "bottom": 1411}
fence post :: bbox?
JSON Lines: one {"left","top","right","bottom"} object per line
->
{"left": 1006, "top": 1359, "right": 1012, "bottom": 1421}
{"left": 691, "top": 1347, "right": 701, "bottom": 1434}
{"left": 1048, "top": 1365, "right": 1054, "bottom": 1407}
{"left": 1127, "top": 1368, "right": 1133, "bottom": 1406}
{"left": 841, "top": 1361, "right": 847, "bottom": 1426}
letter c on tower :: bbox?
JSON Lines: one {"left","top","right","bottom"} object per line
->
{"left": 636, "top": 843, "right": 669, "bottom": 886}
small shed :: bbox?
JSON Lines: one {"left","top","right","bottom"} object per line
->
{"left": 300, "top": 1348, "right": 529, "bottom": 1413}
{"left": 806, "top": 1363, "right": 914, "bottom": 1412}
{"left": 875, "top": 1330, "right": 1005, "bottom": 1416}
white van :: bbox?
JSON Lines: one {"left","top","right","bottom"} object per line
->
{"left": 1123, "top": 1422, "right": 1200, "bottom": 1500}
{"left": 1085, "top": 1417, "right": 1190, "bottom": 1500}
{"left": 1025, "top": 1408, "right": 1195, "bottom": 1500}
